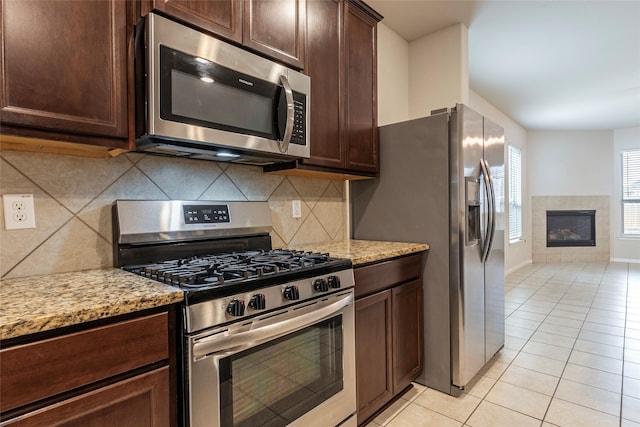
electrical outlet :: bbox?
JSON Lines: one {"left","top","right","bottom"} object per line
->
{"left": 292, "top": 199, "right": 302, "bottom": 218}
{"left": 3, "top": 194, "right": 36, "bottom": 230}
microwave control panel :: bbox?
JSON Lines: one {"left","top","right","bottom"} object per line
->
{"left": 183, "top": 204, "right": 230, "bottom": 224}
{"left": 291, "top": 92, "right": 306, "bottom": 146}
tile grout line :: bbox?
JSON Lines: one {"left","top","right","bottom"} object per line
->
{"left": 619, "top": 262, "right": 629, "bottom": 427}
{"left": 497, "top": 263, "right": 625, "bottom": 424}
{"left": 503, "top": 264, "right": 584, "bottom": 424}
{"left": 539, "top": 263, "right": 606, "bottom": 424}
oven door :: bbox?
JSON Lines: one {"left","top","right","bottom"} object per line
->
{"left": 187, "top": 290, "right": 356, "bottom": 427}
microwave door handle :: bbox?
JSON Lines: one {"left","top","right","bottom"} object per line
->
{"left": 279, "top": 75, "right": 295, "bottom": 153}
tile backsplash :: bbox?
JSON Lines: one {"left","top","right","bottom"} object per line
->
{"left": 0, "top": 151, "right": 347, "bottom": 279}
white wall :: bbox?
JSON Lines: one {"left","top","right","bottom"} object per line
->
{"left": 526, "top": 130, "right": 640, "bottom": 262}
{"left": 377, "top": 23, "right": 409, "bottom": 126}
{"left": 469, "top": 91, "right": 531, "bottom": 273}
{"left": 612, "top": 126, "right": 640, "bottom": 261}
{"left": 408, "top": 23, "right": 469, "bottom": 119}
{"left": 528, "top": 131, "right": 614, "bottom": 196}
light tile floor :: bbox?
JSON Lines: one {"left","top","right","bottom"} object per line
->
{"left": 365, "top": 262, "right": 640, "bottom": 427}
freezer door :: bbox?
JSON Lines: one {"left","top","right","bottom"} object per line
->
{"left": 451, "top": 105, "right": 486, "bottom": 388}
{"left": 483, "top": 117, "right": 505, "bottom": 360}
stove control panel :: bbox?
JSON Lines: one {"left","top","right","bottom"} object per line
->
{"left": 183, "top": 204, "right": 230, "bottom": 224}
{"left": 185, "top": 268, "right": 355, "bottom": 332}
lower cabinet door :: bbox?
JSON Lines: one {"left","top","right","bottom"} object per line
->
{"left": 392, "top": 279, "right": 424, "bottom": 392}
{"left": 355, "top": 289, "right": 392, "bottom": 423}
{"left": 3, "top": 367, "right": 170, "bottom": 427}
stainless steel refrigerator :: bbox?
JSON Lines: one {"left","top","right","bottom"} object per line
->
{"left": 351, "top": 104, "right": 505, "bottom": 395}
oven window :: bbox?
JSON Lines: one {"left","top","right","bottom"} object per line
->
{"left": 219, "top": 316, "right": 344, "bottom": 427}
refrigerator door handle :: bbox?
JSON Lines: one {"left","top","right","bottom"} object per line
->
{"left": 480, "top": 159, "right": 496, "bottom": 263}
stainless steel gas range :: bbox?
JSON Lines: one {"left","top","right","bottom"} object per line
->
{"left": 112, "top": 200, "right": 356, "bottom": 427}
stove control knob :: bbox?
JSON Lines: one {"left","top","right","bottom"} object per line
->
{"left": 283, "top": 285, "right": 300, "bottom": 301}
{"left": 248, "top": 294, "right": 266, "bottom": 310}
{"left": 328, "top": 275, "right": 341, "bottom": 289}
{"left": 226, "top": 299, "right": 245, "bottom": 317}
{"left": 313, "top": 278, "right": 328, "bottom": 292}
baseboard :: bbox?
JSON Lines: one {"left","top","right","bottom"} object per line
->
{"left": 610, "top": 258, "right": 640, "bottom": 264}
{"left": 505, "top": 259, "right": 533, "bottom": 275}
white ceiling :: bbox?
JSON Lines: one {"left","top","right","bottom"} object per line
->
{"left": 366, "top": 0, "right": 640, "bottom": 131}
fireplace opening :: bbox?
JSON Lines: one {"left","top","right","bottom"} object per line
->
{"left": 546, "top": 210, "right": 596, "bottom": 247}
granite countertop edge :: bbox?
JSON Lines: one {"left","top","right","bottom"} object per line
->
{"left": 0, "top": 268, "right": 184, "bottom": 341}
{"left": 287, "top": 239, "right": 429, "bottom": 266}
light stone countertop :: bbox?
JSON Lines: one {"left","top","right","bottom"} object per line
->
{"left": 0, "top": 240, "right": 427, "bottom": 341}
{"left": 0, "top": 268, "right": 183, "bottom": 341}
{"left": 287, "top": 239, "right": 429, "bottom": 266}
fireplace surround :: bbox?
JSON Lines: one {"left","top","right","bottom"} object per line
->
{"left": 532, "top": 196, "right": 609, "bottom": 263}
{"left": 546, "top": 210, "right": 596, "bottom": 247}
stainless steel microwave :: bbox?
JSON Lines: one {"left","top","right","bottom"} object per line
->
{"left": 135, "top": 13, "right": 310, "bottom": 165}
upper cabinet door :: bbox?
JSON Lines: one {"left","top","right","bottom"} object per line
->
{"left": 144, "top": 0, "right": 304, "bottom": 69}
{"left": 0, "top": 0, "right": 129, "bottom": 140}
{"left": 344, "top": 1, "right": 378, "bottom": 173}
{"left": 145, "top": 0, "right": 243, "bottom": 43}
{"left": 302, "top": 0, "right": 343, "bottom": 169}
{"left": 243, "top": 0, "right": 306, "bottom": 69}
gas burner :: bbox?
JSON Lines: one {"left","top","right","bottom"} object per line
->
{"left": 124, "top": 249, "right": 342, "bottom": 291}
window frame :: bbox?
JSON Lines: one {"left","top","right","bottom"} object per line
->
{"left": 508, "top": 144, "right": 523, "bottom": 244}
{"left": 621, "top": 149, "right": 640, "bottom": 237}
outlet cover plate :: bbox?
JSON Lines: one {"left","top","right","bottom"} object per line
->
{"left": 292, "top": 199, "right": 302, "bottom": 218}
{"left": 3, "top": 194, "right": 36, "bottom": 230}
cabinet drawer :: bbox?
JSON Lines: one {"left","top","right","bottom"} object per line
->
{"left": 0, "top": 313, "right": 168, "bottom": 412}
{"left": 1, "top": 367, "right": 170, "bottom": 427}
{"left": 354, "top": 253, "right": 423, "bottom": 298}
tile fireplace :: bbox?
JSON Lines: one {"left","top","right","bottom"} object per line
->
{"left": 532, "top": 196, "right": 609, "bottom": 263}
{"left": 546, "top": 210, "right": 596, "bottom": 247}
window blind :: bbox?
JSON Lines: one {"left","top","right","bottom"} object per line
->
{"left": 622, "top": 149, "right": 640, "bottom": 235}
{"left": 508, "top": 145, "right": 523, "bottom": 242}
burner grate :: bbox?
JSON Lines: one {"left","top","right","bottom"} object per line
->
{"left": 125, "top": 249, "right": 335, "bottom": 289}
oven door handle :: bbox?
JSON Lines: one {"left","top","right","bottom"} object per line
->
{"left": 192, "top": 292, "right": 353, "bottom": 359}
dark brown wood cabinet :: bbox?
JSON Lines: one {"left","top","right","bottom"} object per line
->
{"left": 2, "top": 368, "right": 170, "bottom": 427}
{"left": 354, "top": 253, "right": 424, "bottom": 424}
{"left": 144, "top": 0, "right": 243, "bottom": 43}
{"left": 392, "top": 279, "right": 423, "bottom": 393}
{"left": 0, "top": 0, "right": 134, "bottom": 157}
{"left": 355, "top": 289, "right": 393, "bottom": 423}
{"left": 0, "top": 310, "right": 174, "bottom": 426}
{"left": 143, "top": 0, "right": 305, "bottom": 69}
{"left": 342, "top": 1, "right": 379, "bottom": 174}
{"left": 265, "top": 0, "right": 381, "bottom": 180}
{"left": 243, "top": 0, "right": 305, "bottom": 68}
